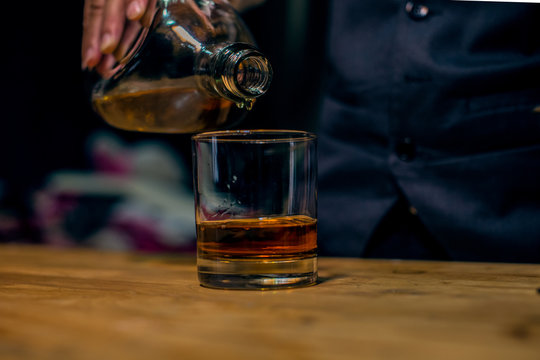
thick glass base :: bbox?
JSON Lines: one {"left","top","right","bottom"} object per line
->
{"left": 197, "top": 256, "right": 317, "bottom": 290}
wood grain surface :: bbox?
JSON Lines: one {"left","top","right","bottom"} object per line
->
{"left": 0, "top": 245, "right": 539, "bottom": 360}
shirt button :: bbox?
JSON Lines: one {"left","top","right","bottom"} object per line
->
{"left": 396, "top": 137, "right": 416, "bottom": 162}
{"left": 405, "top": 1, "right": 430, "bottom": 21}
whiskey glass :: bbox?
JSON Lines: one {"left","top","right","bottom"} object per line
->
{"left": 192, "top": 130, "right": 317, "bottom": 289}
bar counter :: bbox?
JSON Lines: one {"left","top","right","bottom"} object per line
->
{"left": 1, "top": 244, "right": 539, "bottom": 359}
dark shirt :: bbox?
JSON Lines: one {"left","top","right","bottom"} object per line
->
{"left": 317, "top": 0, "right": 540, "bottom": 263}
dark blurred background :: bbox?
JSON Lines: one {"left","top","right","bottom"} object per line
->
{"left": 0, "top": 0, "right": 329, "bottom": 245}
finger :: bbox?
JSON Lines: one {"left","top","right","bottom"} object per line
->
{"left": 100, "top": 0, "right": 128, "bottom": 54}
{"left": 96, "top": 54, "right": 117, "bottom": 78}
{"left": 126, "top": 0, "right": 148, "bottom": 21}
{"left": 114, "top": 20, "right": 143, "bottom": 60}
{"left": 186, "top": 0, "right": 214, "bottom": 32}
{"left": 82, "top": 0, "right": 106, "bottom": 69}
{"left": 140, "top": 0, "right": 158, "bottom": 27}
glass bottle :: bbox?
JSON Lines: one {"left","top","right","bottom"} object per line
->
{"left": 92, "top": 0, "right": 273, "bottom": 133}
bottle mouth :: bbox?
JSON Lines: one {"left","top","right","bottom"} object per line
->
{"left": 217, "top": 46, "right": 273, "bottom": 100}
{"left": 203, "top": 43, "right": 273, "bottom": 107}
{"left": 233, "top": 54, "right": 272, "bottom": 97}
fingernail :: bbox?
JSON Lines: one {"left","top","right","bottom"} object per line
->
{"left": 100, "top": 33, "right": 115, "bottom": 53}
{"left": 82, "top": 53, "right": 89, "bottom": 70}
{"left": 82, "top": 48, "right": 94, "bottom": 70}
{"left": 127, "top": 1, "right": 142, "bottom": 20}
{"left": 97, "top": 54, "right": 117, "bottom": 79}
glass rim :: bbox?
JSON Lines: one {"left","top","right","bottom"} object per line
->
{"left": 192, "top": 129, "right": 317, "bottom": 143}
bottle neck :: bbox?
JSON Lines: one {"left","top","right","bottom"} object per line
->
{"left": 198, "top": 43, "right": 273, "bottom": 109}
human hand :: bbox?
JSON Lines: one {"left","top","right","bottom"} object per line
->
{"left": 81, "top": 0, "right": 265, "bottom": 76}
{"left": 81, "top": 0, "right": 156, "bottom": 76}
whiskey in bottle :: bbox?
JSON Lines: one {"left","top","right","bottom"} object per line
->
{"left": 91, "top": 0, "right": 272, "bottom": 133}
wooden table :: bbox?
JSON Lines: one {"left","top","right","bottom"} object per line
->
{"left": 0, "top": 245, "right": 539, "bottom": 360}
